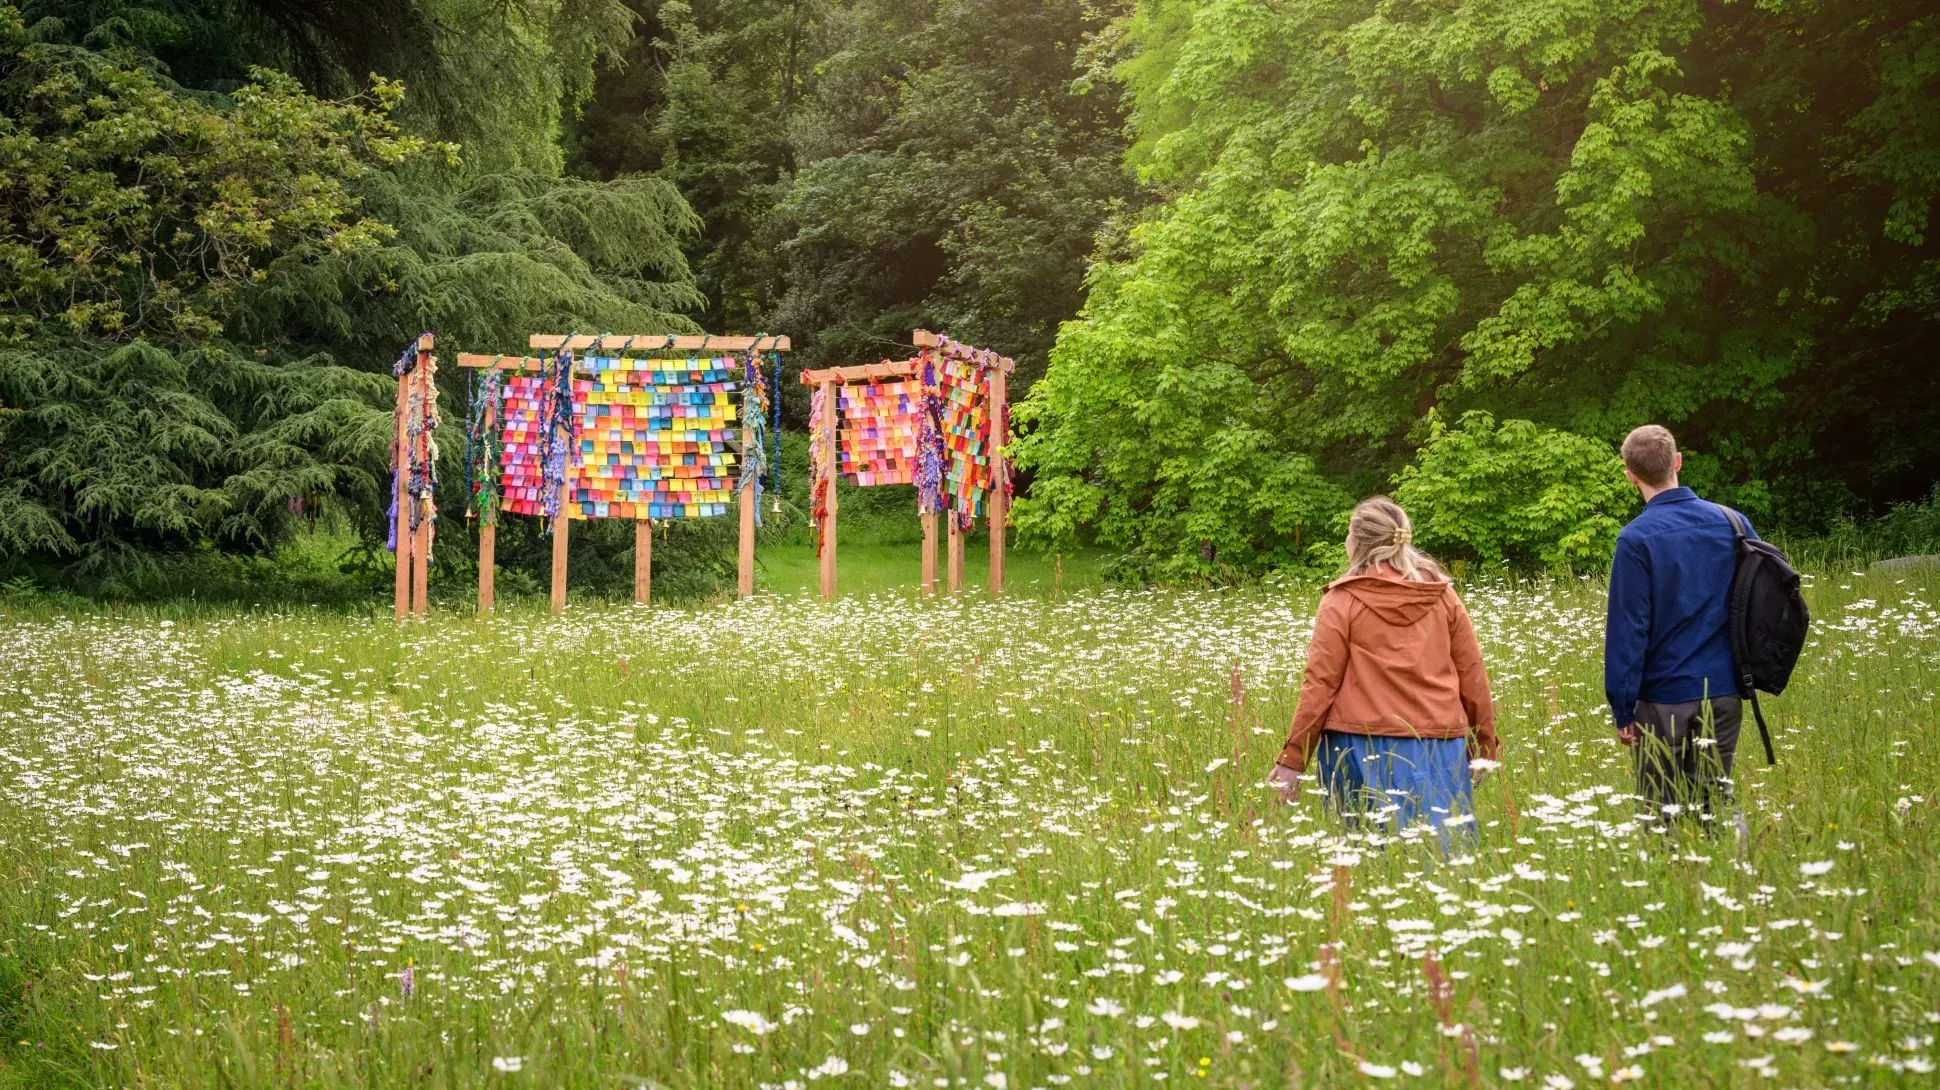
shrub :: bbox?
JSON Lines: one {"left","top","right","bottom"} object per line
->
{"left": 1394, "top": 411, "right": 1636, "bottom": 572}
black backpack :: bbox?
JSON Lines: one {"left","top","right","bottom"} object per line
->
{"left": 1718, "top": 506, "right": 1810, "bottom": 765}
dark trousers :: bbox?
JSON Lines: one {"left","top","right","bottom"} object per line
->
{"left": 1632, "top": 696, "right": 1741, "bottom": 827}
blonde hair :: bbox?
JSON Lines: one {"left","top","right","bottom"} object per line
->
{"left": 1344, "top": 496, "right": 1447, "bottom": 582}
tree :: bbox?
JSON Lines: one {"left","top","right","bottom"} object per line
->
{"left": 0, "top": 2, "right": 712, "bottom": 593}
{"left": 570, "top": 0, "right": 1139, "bottom": 402}
{"left": 1017, "top": 0, "right": 1940, "bottom": 573}
{"left": 767, "top": 0, "right": 1138, "bottom": 393}
{"left": 0, "top": 5, "right": 435, "bottom": 584}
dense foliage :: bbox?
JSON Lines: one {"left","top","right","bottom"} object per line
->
{"left": 0, "top": 1, "right": 710, "bottom": 594}
{"left": 1017, "top": 0, "right": 1940, "bottom": 574}
{"left": 572, "top": 0, "right": 1138, "bottom": 394}
{"left": 2, "top": 0, "right": 1934, "bottom": 593}
{"left": 0, "top": 8, "right": 429, "bottom": 587}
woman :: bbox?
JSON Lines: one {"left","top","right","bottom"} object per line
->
{"left": 1268, "top": 497, "right": 1498, "bottom": 844}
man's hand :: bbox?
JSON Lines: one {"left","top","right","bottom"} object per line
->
{"left": 1267, "top": 764, "right": 1301, "bottom": 804}
{"left": 1616, "top": 724, "right": 1640, "bottom": 747}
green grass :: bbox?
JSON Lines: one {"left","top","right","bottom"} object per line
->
{"left": 0, "top": 567, "right": 1937, "bottom": 1088}
{"left": 755, "top": 536, "right": 1107, "bottom": 598}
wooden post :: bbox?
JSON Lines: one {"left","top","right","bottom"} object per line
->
{"left": 478, "top": 520, "right": 495, "bottom": 615}
{"left": 392, "top": 369, "right": 413, "bottom": 623}
{"left": 411, "top": 500, "right": 431, "bottom": 617}
{"left": 818, "top": 379, "right": 839, "bottom": 600}
{"left": 947, "top": 521, "right": 964, "bottom": 594}
{"left": 477, "top": 365, "right": 498, "bottom": 616}
{"left": 635, "top": 520, "right": 653, "bottom": 605}
{"left": 550, "top": 485, "right": 570, "bottom": 613}
{"left": 988, "top": 365, "right": 1008, "bottom": 597}
{"left": 410, "top": 354, "right": 433, "bottom": 618}
{"left": 921, "top": 513, "right": 938, "bottom": 595}
{"left": 737, "top": 419, "right": 756, "bottom": 597}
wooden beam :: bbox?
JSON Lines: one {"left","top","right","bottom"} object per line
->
{"left": 988, "top": 365, "right": 1007, "bottom": 598}
{"left": 531, "top": 334, "right": 790, "bottom": 353}
{"left": 635, "top": 520, "right": 653, "bottom": 605}
{"left": 913, "top": 329, "right": 1015, "bottom": 374}
{"left": 456, "top": 353, "right": 547, "bottom": 372}
{"left": 818, "top": 380, "right": 839, "bottom": 600}
{"left": 798, "top": 359, "right": 920, "bottom": 385}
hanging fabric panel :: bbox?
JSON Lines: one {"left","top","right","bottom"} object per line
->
{"left": 571, "top": 355, "right": 740, "bottom": 519}
{"left": 498, "top": 374, "right": 550, "bottom": 517}
{"left": 937, "top": 354, "right": 991, "bottom": 524}
{"left": 838, "top": 377, "right": 923, "bottom": 486}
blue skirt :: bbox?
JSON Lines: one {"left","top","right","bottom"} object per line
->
{"left": 1313, "top": 732, "right": 1475, "bottom": 848}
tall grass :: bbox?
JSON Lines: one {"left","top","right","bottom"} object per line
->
{"left": 1, "top": 566, "right": 1936, "bottom": 1088}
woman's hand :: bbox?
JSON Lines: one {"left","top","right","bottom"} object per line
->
{"left": 1267, "top": 763, "right": 1301, "bottom": 804}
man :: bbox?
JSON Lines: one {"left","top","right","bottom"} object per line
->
{"left": 1605, "top": 424, "right": 1754, "bottom": 830}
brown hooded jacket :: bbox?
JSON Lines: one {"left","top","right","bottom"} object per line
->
{"left": 1275, "top": 570, "right": 1498, "bottom": 774}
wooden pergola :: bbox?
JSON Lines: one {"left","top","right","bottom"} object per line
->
{"left": 457, "top": 333, "right": 789, "bottom": 613}
{"left": 799, "top": 330, "right": 1012, "bottom": 599}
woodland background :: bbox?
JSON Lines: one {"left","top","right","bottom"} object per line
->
{"left": 0, "top": 0, "right": 1935, "bottom": 598}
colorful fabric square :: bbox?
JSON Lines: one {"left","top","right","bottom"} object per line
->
{"left": 937, "top": 354, "right": 991, "bottom": 521}
{"left": 567, "top": 356, "right": 740, "bottom": 520}
{"left": 498, "top": 374, "right": 551, "bottom": 517}
{"left": 838, "top": 378, "right": 924, "bottom": 486}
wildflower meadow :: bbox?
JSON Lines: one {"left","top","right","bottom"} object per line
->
{"left": 2, "top": 568, "right": 1937, "bottom": 1089}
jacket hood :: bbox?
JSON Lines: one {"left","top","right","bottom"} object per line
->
{"left": 1324, "top": 572, "right": 1450, "bottom": 626}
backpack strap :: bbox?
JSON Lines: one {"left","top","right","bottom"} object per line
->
{"left": 1714, "top": 502, "right": 1775, "bottom": 765}
{"left": 1716, "top": 502, "right": 1748, "bottom": 541}
{"left": 1747, "top": 689, "right": 1778, "bottom": 767}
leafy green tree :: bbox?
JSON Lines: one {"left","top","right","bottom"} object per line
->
{"left": 1019, "top": 0, "right": 1940, "bottom": 572}
{"left": 767, "top": 0, "right": 1137, "bottom": 391}
{"left": 0, "top": 5, "right": 438, "bottom": 584}
{"left": 570, "top": 0, "right": 1137, "bottom": 402}
{"left": 572, "top": 0, "right": 817, "bottom": 337}
{"left": 0, "top": 1, "right": 716, "bottom": 596}
{"left": 22, "top": 0, "right": 638, "bottom": 173}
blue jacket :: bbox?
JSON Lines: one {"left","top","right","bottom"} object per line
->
{"left": 1604, "top": 487, "right": 1756, "bottom": 727}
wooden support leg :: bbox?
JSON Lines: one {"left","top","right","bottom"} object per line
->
{"left": 550, "top": 513, "right": 569, "bottom": 614}
{"left": 947, "top": 521, "right": 964, "bottom": 595}
{"left": 411, "top": 511, "right": 430, "bottom": 618}
{"left": 635, "top": 520, "right": 653, "bottom": 605}
{"left": 412, "top": 357, "right": 435, "bottom": 618}
{"left": 818, "top": 380, "right": 839, "bottom": 601}
{"left": 737, "top": 472, "right": 755, "bottom": 597}
{"left": 988, "top": 367, "right": 1008, "bottom": 598}
{"left": 478, "top": 520, "right": 495, "bottom": 615}
{"left": 921, "top": 512, "right": 938, "bottom": 595}
{"left": 820, "top": 497, "right": 838, "bottom": 601}
{"left": 392, "top": 378, "right": 412, "bottom": 622}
